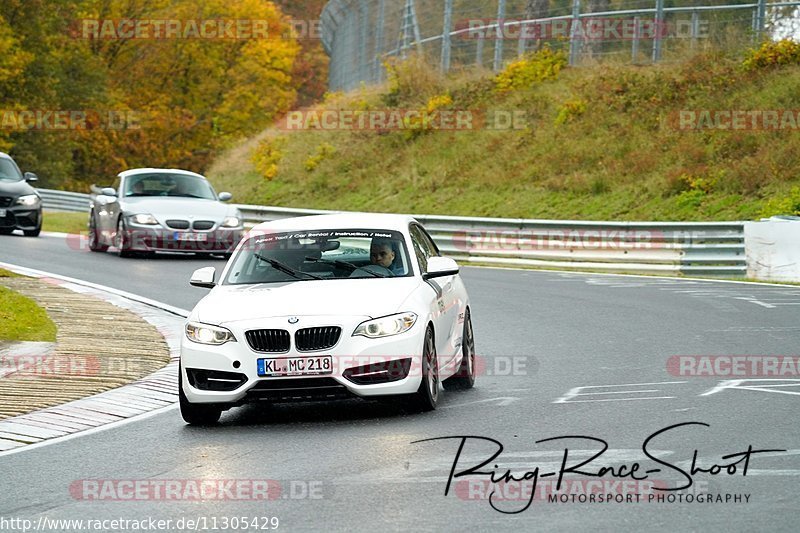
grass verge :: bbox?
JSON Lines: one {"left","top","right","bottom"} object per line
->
{"left": 0, "top": 284, "right": 57, "bottom": 342}
{"left": 42, "top": 211, "right": 88, "bottom": 234}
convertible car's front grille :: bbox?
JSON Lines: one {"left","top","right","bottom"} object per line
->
{"left": 0, "top": 196, "right": 12, "bottom": 208}
{"left": 246, "top": 329, "right": 290, "bottom": 353}
{"left": 295, "top": 327, "right": 341, "bottom": 352}
{"left": 192, "top": 220, "right": 215, "bottom": 231}
{"left": 166, "top": 219, "right": 190, "bottom": 230}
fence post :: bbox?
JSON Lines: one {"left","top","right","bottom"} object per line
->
{"left": 373, "top": 0, "right": 385, "bottom": 82}
{"left": 358, "top": 0, "right": 369, "bottom": 83}
{"left": 493, "top": 0, "right": 507, "bottom": 72}
{"left": 632, "top": 16, "right": 640, "bottom": 63}
{"left": 755, "top": 0, "right": 767, "bottom": 41}
{"left": 441, "top": 0, "right": 454, "bottom": 72}
{"left": 653, "top": 0, "right": 664, "bottom": 62}
{"left": 691, "top": 11, "right": 699, "bottom": 51}
{"left": 568, "top": 0, "right": 582, "bottom": 66}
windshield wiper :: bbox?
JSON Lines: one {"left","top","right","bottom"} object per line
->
{"left": 305, "top": 256, "right": 386, "bottom": 278}
{"left": 254, "top": 254, "right": 322, "bottom": 280}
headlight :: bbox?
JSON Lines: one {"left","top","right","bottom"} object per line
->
{"left": 15, "top": 194, "right": 40, "bottom": 207}
{"left": 185, "top": 322, "right": 236, "bottom": 345}
{"left": 353, "top": 312, "right": 417, "bottom": 338}
{"left": 130, "top": 213, "right": 159, "bottom": 225}
{"left": 221, "top": 216, "right": 241, "bottom": 228}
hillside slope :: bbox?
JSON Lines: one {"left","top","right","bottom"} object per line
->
{"left": 208, "top": 43, "right": 800, "bottom": 221}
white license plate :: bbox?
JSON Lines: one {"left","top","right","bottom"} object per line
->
{"left": 175, "top": 232, "right": 207, "bottom": 242}
{"left": 257, "top": 356, "right": 333, "bottom": 377}
{"left": 0, "top": 209, "right": 6, "bottom": 217}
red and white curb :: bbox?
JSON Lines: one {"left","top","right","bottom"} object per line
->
{"left": 0, "top": 262, "right": 188, "bottom": 456}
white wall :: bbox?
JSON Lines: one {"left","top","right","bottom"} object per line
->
{"left": 745, "top": 218, "right": 800, "bottom": 282}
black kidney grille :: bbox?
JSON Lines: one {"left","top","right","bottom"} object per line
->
{"left": 246, "top": 329, "right": 290, "bottom": 353}
{"left": 0, "top": 197, "right": 12, "bottom": 208}
{"left": 166, "top": 219, "right": 190, "bottom": 230}
{"left": 295, "top": 327, "right": 341, "bottom": 352}
{"left": 193, "top": 220, "right": 214, "bottom": 231}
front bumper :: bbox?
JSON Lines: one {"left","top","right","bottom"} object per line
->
{"left": 180, "top": 316, "right": 425, "bottom": 405}
{"left": 122, "top": 226, "right": 243, "bottom": 253}
{"left": 0, "top": 205, "right": 41, "bottom": 231}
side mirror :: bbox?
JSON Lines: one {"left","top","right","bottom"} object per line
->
{"left": 24, "top": 172, "right": 38, "bottom": 183}
{"left": 423, "top": 257, "right": 460, "bottom": 280}
{"left": 190, "top": 267, "right": 217, "bottom": 289}
{"left": 218, "top": 192, "right": 232, "bottom": 202}
{"left": 101, "top": 187, "right": 117, "bottom": 197}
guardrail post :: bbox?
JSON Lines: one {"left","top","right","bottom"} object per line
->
{"left": 373, "top": 0, "right": 385, "bottom": 82}
{"left": 568, "top": 0, "right": 582, "bottom": 66}
{"left": 691, "top": 11, "right": 699, "bottom": 50}
{"left": 441, "top": 0, "right": 454, "bottom": 72}
{"left": 652, "top": 0, "right": 664, "bottom": 62}
{"left": 476, "top": 33, "right": 485, "bottom": 66}
{"left": 632, "top": 16, "right": 640, "bottom": 63}
{"left": 493, "top": 0, "right": 507, "bottom": 72}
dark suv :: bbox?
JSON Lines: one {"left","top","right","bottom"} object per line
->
{"left": 0, "top": 152, "right": 42, "bottom": 237}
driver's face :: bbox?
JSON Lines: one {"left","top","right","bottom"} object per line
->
{"left": 370, "top": 244, "right": 395, "bottom": 268}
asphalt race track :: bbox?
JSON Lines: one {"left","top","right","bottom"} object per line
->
{"left": 1, "top": 232, "right": 799, "bottom": 532}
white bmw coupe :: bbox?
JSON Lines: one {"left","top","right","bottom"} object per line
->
{"left": 179, "top": 214, "right": 476, "bottom": 424}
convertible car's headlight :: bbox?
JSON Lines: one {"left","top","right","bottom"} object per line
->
{"left": 353, "top": 312, "right": 417, "bottom": 339}
{"left": 185, "top": 322, "right": 236, "bottom": 345}
{"left": 15, "top": 194, "right": 40, "bottom": 207}
{"left": 130, "top": 213, "right": 159, "bottom": 225}
{"left": 221, "top": 216, "right": 241, "bottom": 228}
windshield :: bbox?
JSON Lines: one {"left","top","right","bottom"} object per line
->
{"left": 123, "top": 173, "right": 216, "bottom": 200}
{"left": 0, "top": 158, "right": 23, "bottom": 182}
{"left": 224, "top": 229, "right": 414, "bottom": 285}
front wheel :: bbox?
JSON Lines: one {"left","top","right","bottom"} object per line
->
{"left": 179, "top": 366, "right": 222, "bottom": 426}
{"left": 23, "top": 219, "right": 41, "bottom": 237}
{"left": 88, "top": 213, "right": 108, "bottom": 252}
{"left": 115, "top": 218, "right": 136, "bottom": 258}
{"left": 443, "top": 309, "right": 476, "bottom": 391}
{"left": 406, "top": 327, "right": 439, "bottom": 412}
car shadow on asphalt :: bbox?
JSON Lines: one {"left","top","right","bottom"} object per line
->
{"left": 216, "top": 399, "right": 419, "bottom": 427}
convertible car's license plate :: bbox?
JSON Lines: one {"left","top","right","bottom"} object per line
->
{"left": 0, "top": 209, "right": 6, "bottom": 217}
{"left": 175, "top": 232, "right": 207, "bottom": 242}
{"left": 257, "top": 356, "right": 333, "bottom": 377}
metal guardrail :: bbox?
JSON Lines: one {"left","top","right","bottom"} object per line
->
{"left": 37, "top": 189, "right": 91, "bottom": 213}
{"left": 36, "top": 188, "right": 745, "bottom": 276}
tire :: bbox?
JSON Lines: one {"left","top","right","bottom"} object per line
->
{"left": 115, "top": 217, "right": 136, "bottom": 258}
{"left": 179, "top": 365, "right": 222, "bottom": 426}
{"left": 0, "top": 228, "right": 14, "bottom": 235}
{"left": 407, "top": 327, "right": 439, "bottom": 412}
{"left": 88, "top": 213, "right": 109, "bottom": 252}
{"left": 443, "top": 309, "right": 476, "bottom": 391}
{"left": 23, "top": 214, "right": 41, "bottom": 237}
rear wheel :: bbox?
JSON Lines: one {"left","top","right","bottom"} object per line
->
{"left": 443, "top": 309, "right": 476, "bottom": 391}
{"left": 88, "top": 213, "right": 108, "bottom": 252}
{"left": 407, "top": 327, "right": 439, "bottom": 412}
{"left": 179, "top": 366, "right": 222, "bottom": 426}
